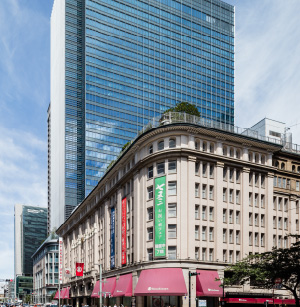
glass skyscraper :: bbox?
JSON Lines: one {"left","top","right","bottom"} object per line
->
{"left": 49, "top": 0, "right": 234, "bottom": 229}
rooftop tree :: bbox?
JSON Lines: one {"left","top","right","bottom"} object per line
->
{"left": 164, "top": 101, "right": 200, "bottom": 117}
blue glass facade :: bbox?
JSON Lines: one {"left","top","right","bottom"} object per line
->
{"left": 54, "top": 0, "right": 234, "bottom": 220}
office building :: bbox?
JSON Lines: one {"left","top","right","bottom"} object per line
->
{"left": 14, "top": 205, "right": 48, "bottom": 300}
{"left": 56, "top": 114, "right": 300, "bottom": 307}
{"left": 32, "top": 233, "right": 59, "bottom": 304}
{"left": 49, "top": 0, "right": 235, "bottom": 230}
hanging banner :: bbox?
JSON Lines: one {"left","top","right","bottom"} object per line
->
{"left": 121, "top": 197, "right": 127, "bottom": 265}
{"left": 110, "top": 207, "right": 115, "bottom": 269}
{"left": 75, "top": 262, "right": 84, "bottom": 276}
{"left": 59, "top": 237, "right": 63, "bottom": 283}
{"left": 154, "top": 176, "right": 166, "bottom": 257}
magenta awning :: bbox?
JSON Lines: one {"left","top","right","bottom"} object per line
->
{"left": 102, "top": 277, "right": 116, "bottom": 297}
{"left": 54, "top": 290, "right": 60, "bottom": 299}
{"left": 113, "top": 273, "right": 132, "bottom": 297}
{"left": 256, "top": 298, "right": 282, "bottom": 304}
{"left": 196, "top": 270, "right": 222, "bottom": 297}
{"left": 223, "top": 298, "right": 257, "bottom": 304}
{"left": 91, "top": 280, "right": 100, "bottom": 298}
{"left": 134, "top": 268, "right": 187, "bottom": 296}
{"left": 61, "top": 287, "right": 70, "bottom": 299}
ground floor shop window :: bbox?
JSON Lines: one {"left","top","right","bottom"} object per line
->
{"left": 144, "top": 296, "right": 180, "bottom": 307}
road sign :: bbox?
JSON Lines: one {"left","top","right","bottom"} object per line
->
{"left": 274, "top": 278, "right": 282, "bottom": 284}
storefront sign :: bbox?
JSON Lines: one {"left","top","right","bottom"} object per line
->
{"left": 110, "top": 207, "right": 115, "bottom": 269}
{"left": 154, "top": 176, "right": 166, "bottom": 257}
{"left": 59, "top": 237, "right": 63, "bottom": 283}
{"left": 121, "top": 197, "right": 127, "bottom": 265}
{"left": 198, "top": 300, "right": 207, "bottom": 307}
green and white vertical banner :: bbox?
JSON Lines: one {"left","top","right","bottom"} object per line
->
{"left": 154, "top": 176, "right": 166, "bottom": 257}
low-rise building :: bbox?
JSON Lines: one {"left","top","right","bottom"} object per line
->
{"left": 32, "top": 233, "right": 59, "bottom": 304}
{"left": 56, "top": 114, "right": 300, "bottom": 307}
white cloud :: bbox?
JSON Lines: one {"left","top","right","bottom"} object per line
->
{"left": 229, "top": 0, "right": 300, "bottom": 144}
{"left": 0, "top": 126, "right": 47, "bottom": 279}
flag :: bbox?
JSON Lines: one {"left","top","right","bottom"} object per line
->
{"left": 65, "top": 268, "right": 71, "bottom": 277}
{"left": 76, "top": 263, "right": 84, "bottom": 276}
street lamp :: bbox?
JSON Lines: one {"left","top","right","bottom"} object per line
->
{"left": 95, "top": 264, "right": 102, "bottom": 307}
{"left": 189, "top": 271, "right": 200, "bottom": 307}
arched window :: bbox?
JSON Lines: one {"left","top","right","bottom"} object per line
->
{"left": 236, "top": 149, "right": 241, "bottom": 159}
{"left": 230, "top": 148, "right": 234, "bottom": 157}
{"left": 292, "top": 165, "right": 295, "bottom": 172}
{"left": 169, "top": 138, "right": 176, "bottom": 148}
{"left": 255, "top": 154, "right": 259, "bottom": 163}
{"left": 297, "top": 166, "right": 300, "bottom": 173}
{"left": 281, "top": 162, "right": 285, "bottom": 170}
{"left": 158, "top": 140, "right": 164, "bottom": 151}
{"left": 261, "top": 155, "right": 265, "bottom": 165}
{"left": 209, "top": 143, "right": 214, "bottom": 153}
{"left": 249, "top": 152, "right": 252, "bottom": 162}
{"left": 202, "top": 141, "right": 207, "bottom": 151}
{"left": 223, "top": 146, "right": 227, "bottom": 156}
{"left": 195, "top": 140, "right": 199, "bottom": 150}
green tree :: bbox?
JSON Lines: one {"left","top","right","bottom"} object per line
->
{"left": 164, "top": 101, "right": 200, "bottom": 117}
{"left": 224, "top": 235, "right": 300, "bottom": 307}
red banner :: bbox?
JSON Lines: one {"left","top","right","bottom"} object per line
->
{"left": 76, "top": 262, "right": 84, "bottom": 276}
{"left": 121, "top": 197, "right": 127, "bottom": 265}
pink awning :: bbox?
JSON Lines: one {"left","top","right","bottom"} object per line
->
{"left": 196, "top": 270, "right": 222, "bottom": 297}
{"left": 91, "top": 280, "right": 100, "bottom": 298}
{"left": 223, "top": 298, "right": 257, "bottom": 304}
{"left": 61, "top": 287, "right": 70, "bottom": 299}
{"left": 256, "top": 298, "right": 282, "bottom": 304}
{"left": 102, "top": 277, "right": 116, "bottom": 297}
{"left": 134, "top": 268, "right": 187, "bottom": 296}
{"left": 54, "top": 290, "right": 60, "bottom": 299}
{"left": 113, "top": 274, "right": 132, "bottom": 297}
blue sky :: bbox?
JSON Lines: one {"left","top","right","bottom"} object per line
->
{"left": 0, "top": 0, "right": 300, "bottom": 280}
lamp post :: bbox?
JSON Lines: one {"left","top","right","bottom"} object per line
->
{"left": 189, "top": 271, "right": 200, "bottom": 307}
{"left": 94, "top": 264, "right": 102, "bottom": 307}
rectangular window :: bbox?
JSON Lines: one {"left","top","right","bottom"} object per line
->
{"left": 223, "top": 188, "right": 227, "bottom": 202}
{"left": 202, "top": 248, "right": 207, "bottom": 261}
{"left": 283, "top": 178, "right": 286, "bottom": 189}
{"left": 255, "top": 213, "right": 259, "bottom": 226}
{"left": 236, "top": 251, "right": 240, "bottom": 261}
{"left": 284, "top": 199, "right": 288, "bottom": 211}
{"left": 274, "top": 176, "right": 277, "bottom": 187}
{"left": 195, "top": 183, "right": 200, "bottom": 197}
{"left": 223, "top": 229, "right": 227, "bottom": 243}
{"left": 147, "top": 227, "right": 153, "bottom": 240}
{"left": 202, "top": 163, "right": 207, "bottom": 177}
{"left": 195, "top": 162, "right": 200, "bottom": 174}
{"left": 195, "top": 225, "right": 200, "bottom": 240}
{"left": 249, "top": 232, "right": 253, "bottom": 246}
{"left": 168, "top": 160, "right": 177, "bottom": 174}
{"left": 273, "top": 216, "right": 277, "bottom": 228}
{"left": 223, "top": 209, "right": 227, "bottom": 223}
{"left": 157, "top": 162, "right": 165, "bottom": 175}
{"left": 278, "top": 217, "right": 282, "bottom": 229}
{"left": 296, "top": 181, "right": 300, "bottom": 191}
{"left": 229, "top": 168, "right": 234, "bottom": 182}
{"left": 168, "top": 203, "right": 177, "bottom": 218}
{"left": 261, "top": 175, "right": 265, "bottom": 188}
{"left": 278, "top": 177, "right": 282, "bottom": 188}
{"left": 249, "top": 172, "right": 253, "bottom": 185}
{"left": 223, "top": 250, "right": 227, "bottom": 262}
{"left": 209, "top": 207, "right": 214, "bottom": 221}
{"left": 261, "top": 214, "right": 265, "bottom": 227}
{"left": 202, "top": 226, "right": 207, "bottom": 241}
{"left": 168, "top": 224, "right": 176, "bottom": 238}
{"left": 255, "top": 174, "right": 259, "bottom": 187}
{"left": 261, "top": 195, "right": 265, "bottom": 208}
{"left": 249, "top": 193, "right": 253, "bottom": 206}
{"left": 273, "top": 235, "right": 276, "bottom": 247}
{"left": 278, "top": 198, "right": 282, "bottom": 210}
{"left": 229, "top": 250, "right": 233, "bottom": 263}
{"left": 209, "top": 249, "right": 214, "bottom": 261}
{"left": 195, "top": 205, "right": 200, "bottom": 219}
{"left": 147, "top": 248, "right": 153, "bottom": 261}
{"left": 147, "top": 186, "right": 153, "bottom": 199}
{"left": 229, "top": 210, "right": 233, "bottom": 224}
{"left": 147, "top": 207, "right": 153, "bottom": 220}
{"left": 209, "top": 227, "right": 214, "bottom": 241}
{"left": 236, "top": 170, "right": 241, "bottom": 183}
{"left": 209, "top": 186, "right": 214, "bottom": 200}
{"left": 273, "top": 197, "right": 277, "bottom": 210}
{"left": 236, "top": 230, "right": 240, "bottom": 244}
{"left": 195, "top": 247, "right": 199, "bottom": 260}
{"left": 249, "top": 213, "right": 253, "bottom": 226}
{"left": 202, "top": 206, "right": 207, "bottom": 220}
{"left": 202, "top": 184, "right": 207, "bottom": 199}
{"left": 223, "top": 168, "right": 227, "bottom": 181}
{"left": 209, "top": 165, "right": 214, "bottom": 178}
{"left": 255, "top": 232, "right": 259, "bottom": 246}
{"left": 254, "top": 194, "right": 258, "bottom": 207}
{"left": 284, "top": 218, "right": 288, "bottom": 230}
{"left": 229, "top": 189, "right": 233, "bottom": 203}
{"left": 261, "top": 234, "right": 265, "bottom": 247}
{"left": 148, "top": 165, "right": 153, "bottom": 179}
{"left": 168, "top": 181, "right": 177, "bottom": 196}
{"left": 278, "top": 236, "right": 282, "bottom": 248}
{"left": 284, "top": 237, "right": 288, "bottom": 248}
{"left": 236, "top": 190, "right": 240, "bottom": 204}
{"left": 168, "top": 246, "right": 176, "bottom": 260}
{"left": 229, "top": 230, "right": 233, "bottom": 243}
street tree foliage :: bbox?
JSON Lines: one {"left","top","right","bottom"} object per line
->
{"left": 224, "top": 235, "right": 300, "bottom": 307}
{"left": 164, "top": 101, "right": 200, "bottom": 117}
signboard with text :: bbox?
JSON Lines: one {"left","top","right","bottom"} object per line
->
{"left": 59, "top": 237, "right": 63, "bottom": 283}
{"left": 154, "top": 176, "right": 166, "bottom": 257}
{"left": 110, "top": 207, "right": 115, "bottom": 269}
{"left": 121, "top": 197, "right": 127, "bottom": 265}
